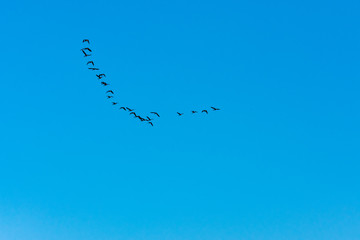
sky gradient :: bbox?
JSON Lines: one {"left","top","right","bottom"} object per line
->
{"left": 1, "top": 0, "right": 360, "bottom": 239}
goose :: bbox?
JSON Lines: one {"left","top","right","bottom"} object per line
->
{"left": 150, "top": 112, "right": 160, "bottom": 117}
{"left": 81, "top": 49, "right": 91, "bottom": 57}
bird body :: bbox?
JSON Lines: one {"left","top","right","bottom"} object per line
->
{"left": 107, "top": 96, "right": 113, "bottom": 99}
{"left": 192, "top": 111, "right": 198, "bottom": 114}
{"left": 87, "top": 61, "right": 94, "bottom": 66}
{"left": 101, "top": 82, "right": 109, "bottom": 86}
{"left": 148, "top": 122, "right": 154, "bottom": 126}
{"left": 83, "top": 39, "right": 90, "bottom": 44}
{"left": 202, "top": 110, "right": 208, "bottom": 114}
{"left": 177, "top": 112, "right": 183, "bottom": 116}
{"left": 211, "top": 107, "right": 220, "bottom": 111}
{"left": 106, "top": 90, "right": 114, "bottom": 94}
{"left": 119, "top": 107, "right": 126, "bottom": 111}
{"left": 81, "top": 49, "right": 91, "bottom": 57}
{"left": 126, "top": 107, "right": 134, "bottom": 111}
{"left": 112, "top": 102, "right": 117, "bottom": 105}
{"left": 88, "top": 67, "right": 99, "bottom": 71}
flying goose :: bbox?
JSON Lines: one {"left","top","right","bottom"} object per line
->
{"left": 150, "top": 112, "right": 160, "bottom": 117}
{"left": 82, "top": 47, "right": 92, "bottom": 52}
{"left": 81, "top": 49, "right": 91, "bottom": 57}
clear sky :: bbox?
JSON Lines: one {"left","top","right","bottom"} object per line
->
{"left": 1, "top": 0, "right": 359, "bottom": 239}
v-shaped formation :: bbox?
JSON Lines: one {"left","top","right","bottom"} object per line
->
{"left": 81, "top": 39, "right": 221, "bottom": 126}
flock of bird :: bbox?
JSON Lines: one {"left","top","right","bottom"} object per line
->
{"left": 81, "top": 39, "right": 220, "bottom": 126}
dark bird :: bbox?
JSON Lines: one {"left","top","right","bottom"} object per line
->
{"left": 192, "top": 111, "right": 198, "bottom": 114}
{"left": 112, "top": 102, "right": 118, "bottom": 105}
{"left": 146, "top": 116, "right": 152, "bottom": 121}
{"left": 82, "top": 47, "right": 92, "bottom": 52}
{"left": 126, "top": 107, "right": 134, "bottom": 111}
{"left": 96, "top": 73, "right": 106, "bottom": 79}
{"left": 81, "top": 49, "right": 91, "bottom": 57}
{"left": 150, "top": 112, "right": 160, "bottom": 117}
{"left": 130, "top": 112, "right": 137, "bottom": 117}
{"left": 101, "top": 82, "right": 109, "bottom": 86}
{"left": 136, "top": 116, "right": 146, "bottom": 121}
{"left": 107, "top": 96, "right": 113, "bottom": 99}
{"left": 87, "top": 61, "right": 94, "bottom": 66}
{"left": 119, "top": 107, "right": 126, "bottom": 111}
{"left": 83, "top": 39, "right": 90, "bottom": 44}
{"left": 106, "top": 90, "right": 114, "bottom": 94}
{"left": 148, "top": 122, "right": 154, "bottom": 126}
{"left": 88, "top": 67, "right": 99, "bottom": 71}
{"left": 211, "top": 107, "right": 220, "bottom": 111}
{"left": 202, "top": 110, "right": 208, "bottom": 114}
{"left": 177, "top": 112, "right": 183, "bottom": 116}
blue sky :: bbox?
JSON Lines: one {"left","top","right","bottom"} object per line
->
{"left": 1, "top": 0, "right": 360, "bottom": 239}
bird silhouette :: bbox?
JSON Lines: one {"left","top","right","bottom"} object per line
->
{"left": 112, "top": 102, "right": 118, "bottom": 105}
{"left": 88, "top": 67, "right": 99, "bottom": 71}
{"left": 136, "top": 116, "right": 146, "bottom": 121}
{"left": 101, "top": 82, "right": 109, "bottom": 86}
{"left": 146, "top": 116, "right": 152, "bottom": 121}
{"left": 211, "top": 107, "right": 220, "bottom": 111}
{"left": 107, "top": 96, "right": 113, "bottom": 99}
{"left": 119, "top": 107, "right": 126, "bottom": 111}
{"left": 177, "top": 112, "right": 184, "bottom": 116}
{"left": 126, "top": 107, "right": 134, "bottom": 111}
{"left": 148, "top": 122, "right": 154, "bottom": 126}
{"left": 81, "top": 49, "right": 91, "bottom": 57}
{"left": 150, "top": 112, "right": 160, "bottom": 117}
{"left": 202, "top": 110, "right": 208, "bottom": 114}
{"left": 192, "top": 111, "right": 198, "bottom": 114}
{"left": 130, "top": 112, "right": 137, "bottom": 117}
{"left": 106, "top": 90, "right": 114, "bottom": 94}
{"left": 96, "top": 74, "right": 106, "bottom": 79}
{"left": 87, "top": 61, "right": 94, "bottom": 66}
{"left": 83, "top": 39, "right": 90, "bottom": 44}
{"left": 82, "top": 47, "right": 92, "bottom": 52}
